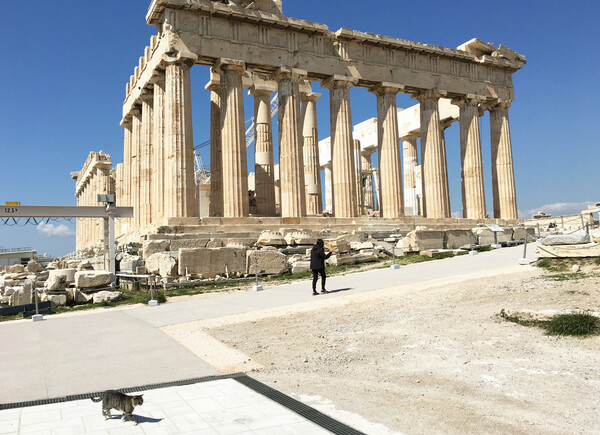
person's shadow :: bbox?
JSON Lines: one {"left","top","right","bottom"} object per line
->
{"left": 323, "top": 287, "right": 352, "bottom": 294}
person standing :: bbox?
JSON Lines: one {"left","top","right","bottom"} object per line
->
{"left": 310, "top": 239, "right": 332, "bottom": 295}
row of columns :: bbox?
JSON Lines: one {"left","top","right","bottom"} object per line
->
{"left": 120, "top": 56, "right": 518, "bottom": 230}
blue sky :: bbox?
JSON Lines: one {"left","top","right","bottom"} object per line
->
{"left": 1, "top": 0, "right": 598, "bottom": 256}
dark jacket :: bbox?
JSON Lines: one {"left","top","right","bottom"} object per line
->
{"left": 310, "top": 244, "right": 332, "bottom": 270}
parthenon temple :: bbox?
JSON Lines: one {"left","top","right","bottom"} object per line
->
{"left": 74, "top": 0, "right": 526, "bottom": 248}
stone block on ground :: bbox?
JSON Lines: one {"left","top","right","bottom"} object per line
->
{"left": 246, "top": 250, "right": 288, "bottom": 275}
{"left": 402, "top": 229, "right": 444, "bottom": 252}
{"left": 170, "top": 239, "right": 210, "bottom": 251}
{"left": 327, "top": 254, "right": 356, "bottom": 266}
{"left": 353, "top": 253, "right": 378, "bottom": 264}
{"left": 5, "top": 265, "right": 25, "bottom": 274}
{"left": 48, "top": 268, "right": 77, "bottom": 285}
{"left": 472, "top": 227, "right": 513, "bottom": 245}
{"left": 26, "top": 260, "right": 43, "bottom": 273}
{"left": 513, "top": 227, "right": 536, "bottom": 242}
{"left": 44, "top": 292, "right": 68, "bottom": 308}
{"left": 350, "top": 241, "right": 374, "bottom": 251}
{"left": 256, "top": 231, "right": 286, "bottom": 246}
{"left": 9, "top": 280, "right": 34, "bottom": 306}
{"left": 75, "top": 271, "right": 115, "bottom": 289}
{"left": 283, "top": 231, "right": 316, "bottom": 246}
{"left": 93, "top": 291, "right": 123, "bottom": 304}
{"left": 536, "top": 243, "right": 600, "bottom": 258}
{"left": 142, "top": 240, "right": 171, "bottom": 259}
{"left": 291, "top": 261, "right": 311, "bottom": 274}
{"left": 444, "top": 230, "right": 476, "bottom": 249}
{"left": 324, "top": 236, "right": 350, "bottom": 254}
{"left": 145, "top": 253, "right": 178, "bottom": 277}
{"left": 45, "top": 274, "right": 67, "bottom": 291}
{"left": 178, "top": 247, "right": 246, "bottom": 277}
{"left": 206, "top": 239, "right": 224, "bottom": 248}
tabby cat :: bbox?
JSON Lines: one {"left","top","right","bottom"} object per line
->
{"left": 90, "top": 390, "right": 144, "bottom": 424}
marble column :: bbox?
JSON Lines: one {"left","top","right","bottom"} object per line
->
{"left": 276, "top": 68, "right": 307, "bottom": 218}
{"left": 323, "top": 163, "right": 333, "bottom": 214}
{"left": 371, "top": 85, "right": 404, "bottom": 218}
{"left": 218, "top": 59, "right": 249, "bottom": 217}
{"left": 323, "top": 76, "right": 358, "bottom": 218}
{"left": 453, "top": 96, "right": 486, "bottom": 219}
{"left": 489, "top": 99, "right": 518, "bottom": 219}
{"left": 164, "top": 54, "right": 197, "bottom": 219}
{"left": 151, "top": 74, "right": 166, "bottom": 225}
{"left": 301, "top": 92, "right": 323, "bottom": 215}
{"left": 361, "top": 150, "right": 375, "bottom": 213}
{"left": 354, "top": 140, "right": 363, "bottom": 214}
{"left": 140, "top": 91, "right": 154, "bottom": 227}
{"left": 412, "top": 89, "right": 450, "bottom": 218}
{"left": 401, "top": 133, "right": 419, "bottom": 216}
{"left": 130, "top": 108, "right": 142, "bottom": 228}
{"left": 120, "top": 117, "right": 132, "bottom": 229}
{"left": 440, "top": 120, "right": 452, "bottom": 216}
{"left": 250, "top": 86, "right": 276, "bottom": 216}
{"left": 206, "top": 71, "right": 223, "bottom": 217}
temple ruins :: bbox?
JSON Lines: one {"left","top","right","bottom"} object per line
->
{"left": 74, "top": 0, "right": 526, "bottom": 250}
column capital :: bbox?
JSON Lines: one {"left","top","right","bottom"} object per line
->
{"left": 139, "top": 89, "right": 154, "bottom": 104}
{"left": 205, "top": 69, "right": 221, "bottom": 92}
{"left": 441, "top": 119, "right": 453, "bottom": 130}
{"left": 214, "top": 58, "right": 246, "bottom": 75}
{"left": 148, "top": 69, "right": 165, "bottom": 86}
{"left": 162, "top": 50, "right": 197, "bottom": 67}
{"left": 301, "top": 92, "right": 321, "bottom": 103}
{"left": 274, "top": 67, "right": 307, "bottom": 82}
{"left": 130, "top": 106, "right": 142, "bottom": 118}
{"left": 321, "top": 75, "right": 357, "bottom": 90}
{"left": 451, "top": 94, "right": 486, "bottom": 108}
{"left": 120, "top": 116, "right": 133, "bottom": 128}
{"left": 410, "top": 88, "right": 447, "bottom": 103}
{"left": 368, "top": 82, "right": 405, "bottom": 96}
{"left": 249, "top": 74, "right": 277, "bottom": 96}
{"left": 484, "top": 98, "right": 512, "bottom": 111}
{"left": 400, "top": 132, "right": 419, "bottom": 142}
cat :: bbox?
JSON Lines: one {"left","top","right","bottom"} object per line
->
{"left": 91, "top": 390, "right": 144, "bottom": 425}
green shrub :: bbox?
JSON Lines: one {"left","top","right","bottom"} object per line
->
{"left": 544, "top": 313, "right": 599, "bottom": 336}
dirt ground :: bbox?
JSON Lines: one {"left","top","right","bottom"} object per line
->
{"left": 185, "top": 266, "right": 600, "bottom": 435}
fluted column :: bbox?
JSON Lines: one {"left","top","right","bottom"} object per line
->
{"left": 151, "top": 74, "right": 166, "bottom": 225}
{"left": 323, "top": 163, "right": 333, "bottom": 214}
{"left": 301, "top": 92, "right": 323, "bottom": 215}
{"left": 120, "top": 117, "right": 132, "bottom": 230}
{"left": 354, "top": 140, "right": 363, "bottom": 214}
{"left": 401, "top": 133, "right": 419, "bottom": 215}
{"left": 250, "top": 85, "right": 276, "bottom": 216}
{"left": 218, "top": 59, "right": 249, "bottom": 217}
{"left": 440, "top": 120, "right": 452, "bottom": 216}
{"left": 164, "top": 54, "right": 197, "bottom": 219}
{"left": 276, "top": 68, "right": 307, "bottom": 218}
{"left": 323, "top": 76, "right": 358, "bottom": 218}
{"left": 140, "top": 92, "right": 154, "bottom": 227}
{"left": 130, "top": 108, "right": 142, "bottom": 229}
{"left": 489, "top": 99, "right": 518, "bottom": 219}
{"left": 361, "top": 150, "right": 375, "bottom": 212}
{"left": 453, "top": 96, "right": 486, "bottom": 219}
{"left": 371, "top": 85, "right": 404, "bottom": 218}
{"left": 206, "top": 71, "right": 223, "bottom": 217}
{"left": 412, "top": 90, "right": 450, "bottom": 218}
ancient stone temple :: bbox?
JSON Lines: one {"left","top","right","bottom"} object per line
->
{"left": 75, "top": 0, "right": 526, "bottom": 248}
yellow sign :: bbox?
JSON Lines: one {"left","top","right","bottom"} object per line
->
{"left": 3, "top": 202, "right": 21, "bottom": 206}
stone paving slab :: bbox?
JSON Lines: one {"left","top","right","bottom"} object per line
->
{"left": 0, "top": 379, "right": 333, "bottom": 435}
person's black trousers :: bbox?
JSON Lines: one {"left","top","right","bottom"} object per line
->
{"left": 312, "top": 268, "right": 326, "bottom": 291}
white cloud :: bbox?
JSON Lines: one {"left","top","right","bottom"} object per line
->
{"left": 36, "top": 222, "right": 75, "bottom": 238}
{"left": 519, "top": 201, "right": 597, "bottom": 219}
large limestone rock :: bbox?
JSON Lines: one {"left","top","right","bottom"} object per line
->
{"left": 179, "top": 247, "right": 247, "bottom": 276}
{"left": 472, "top": 227, "right": 513, "bottom": 245}
{"left": 9, "top": 280, "right": 34, "bottom": 306}
{"left": 75, "top": 271, "right": 115, "bottom": 289}
{"left": 5, "top": 264, "right": 25, "bottom": 274}
{"left": 256, "top": 231, "right": 286, "bottom": 246}
{"left": 327, "top": 254, "right": 356, "bottom": 266}
{"left": 48, "top": 269, "right": 77, "bottom": 284}
{"left": 444, "top": 230, "right": 477, "bottom": 249}
{"left": 43, "top": 292, "right": 68, "bottom": 308}
{"left": 45, "top": 274, "right": 67, "bottom": 291}
{"left": 402, "top": 229, "right": 444, "bottom": 252}
{"left": 26, "top": 260, "right": 43, "bottom": 273}
{"left": 246, "top": 250, "right": 288, "bottom": 275}
{"left": 93, "top": 291, "right": 123, "bottom": 304}
{"left": 324, "top": 236, "right": 350, "bottom": 254}
{"left": 145, "top": 253, "right": 178, "bottom": 277}
{"left": 142, "top": 240, "right": 171, "bottom": 259}
{"left": 283, "top": 231, "right": 316, "bottom": 246}
{"left": 291, "top": 261, "right": 311, "bottom": 274}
